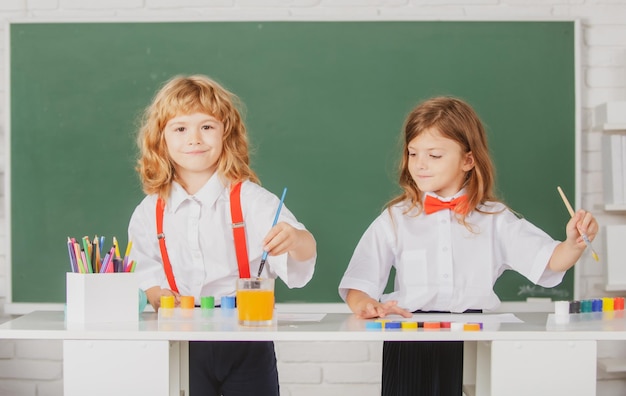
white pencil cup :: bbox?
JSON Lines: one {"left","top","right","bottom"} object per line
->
{"left": 66, "top": 272, "right": 138, "bottom": 323}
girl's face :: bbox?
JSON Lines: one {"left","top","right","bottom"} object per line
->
{"left": 164, "top": 112, "right": 224, "bottom": 190}
{"left": 407, "top": 127, "right": 474, "bottom": 198}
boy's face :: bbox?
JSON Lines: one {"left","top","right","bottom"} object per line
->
{"left": 407, "top": 127, "right": 474, "bottom": 198}
{"left": 164, "top": 112, "right": 224, "bottom": 188}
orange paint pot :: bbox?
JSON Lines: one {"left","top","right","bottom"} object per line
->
{"left": 180, "top": 296, "right": 195, "bottom": 309}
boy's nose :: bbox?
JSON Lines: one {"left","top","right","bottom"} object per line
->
{"left": 187, "top": 129, "right": 202, "bottom": 144}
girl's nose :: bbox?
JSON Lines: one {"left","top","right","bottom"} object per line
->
{"left": 416, "top": 156, "right": 427, "bottom": 169}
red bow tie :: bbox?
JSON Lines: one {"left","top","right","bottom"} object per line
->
{"left": 423, "top": 195, "right": 468, "bottom": 215}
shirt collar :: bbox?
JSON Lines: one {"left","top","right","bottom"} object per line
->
{"left": 423, "top": 188, "right": 467, "bottom": 202}
{"left": 168, "top": 173, "right": 226, "bottom": 212}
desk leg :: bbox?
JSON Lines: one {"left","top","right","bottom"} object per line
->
{"left": 64, "top": 340, "right": 182, "bottom": 396}
{"left": 463, "top": 341, "right": 477, "bottom": 387}
{"left": 178, "top": 341, "right": 189, "bottom": 396}
{"left": 475, "top": 340, "right": 596, "bottom": 396}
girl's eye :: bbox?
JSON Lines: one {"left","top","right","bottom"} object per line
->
{"left": 408, "top": 152, "right": 416, "bottom": 157}
{"left": 202, "top": 124, "right": 214, "bottom": 130}
{"left": 430, "top": 155, "right": 442, "bottom": 159}
{"left": 175, "top": 127, "right": 186, "bottom": 133}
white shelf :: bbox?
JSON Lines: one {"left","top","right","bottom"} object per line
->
{"left": 605, "top": 284, "right": 626, "bottom": 292}
{"left": 604, "top": 204, "right": 626, "bottom": 212}
{"left": 594, "top": 124, "right": 626, "bottom": 133}
{"left": 598, "top": 358, "right": 626, "bottom": 373}
{"left": 594, "top": 102, "right": 626, "bottom": 131}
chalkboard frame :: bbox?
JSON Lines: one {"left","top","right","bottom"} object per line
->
{"left": 5, "top": 20, "right": 580, "bottom": 310}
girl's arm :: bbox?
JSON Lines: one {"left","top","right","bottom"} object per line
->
{"left": 346, "top": 289, "right": 412, "bottom": 319}
{"left": 548, "top": 209, "right": 599, "bottom": 272}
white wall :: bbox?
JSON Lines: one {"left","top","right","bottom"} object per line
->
{"left": 1, "top": 1, "right": 625, "bottom": 395}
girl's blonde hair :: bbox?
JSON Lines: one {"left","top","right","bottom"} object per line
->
{"left": 388, "top": 96, "right": 499, "bottom": 223}
{"left": 136, "top": 75, "right": 259, "bottom": 199}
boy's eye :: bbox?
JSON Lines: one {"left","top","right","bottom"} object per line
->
{"left": 430, "top": 154, "right": 442, "bottom": 159}
{"left": 175, "top": 127, "right": 186, "bottom": 132}
{"left": 408, "top": 152, "right": 416, "bottom": 157}
{"left": 202, "top": 124, "right": 214, "bottom": 130}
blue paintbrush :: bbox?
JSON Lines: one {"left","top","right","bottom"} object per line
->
{"left": 257, "top": 187, "right": 288, "bottom": 277}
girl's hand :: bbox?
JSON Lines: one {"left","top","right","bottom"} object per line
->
{"left": 145, "top": 286, "right": 180, "bottom": 311}
{"left": 346, "top": 289, "right": 412, "bottom": 319}
{"left": 355, "top": 300, "right": 413, "bottom": 319}
{"left": 548, "top": 209, "right": 600, "bottom": 272}
{"left": 263, "top": 222, "right": 316, "bottom": 261}
{"left": 566, "top": 209, "right": 598, "bottom": 248}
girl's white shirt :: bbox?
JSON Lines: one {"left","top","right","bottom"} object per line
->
{"left": 128, "top": 174, "right": 316, "bottom": 305}
{"left": 338, "top": 191, "right": 563, "bottom": 313}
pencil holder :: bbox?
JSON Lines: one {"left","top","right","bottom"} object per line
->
{"left": 66, "top": 272, "right": 138, "bottom": 323}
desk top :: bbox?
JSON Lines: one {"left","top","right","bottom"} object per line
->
{"left": 1, "top": 310, "right": 626, "bottom": 342}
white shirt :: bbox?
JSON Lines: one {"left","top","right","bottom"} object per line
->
{"left": 128, "top": 174, "right": 315, "bottom": 305}
{"left": 338, "top": 192, "right": 564, "bottom": 313}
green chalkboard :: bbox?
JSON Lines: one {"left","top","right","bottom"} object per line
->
{"left": 9, "top": 21, "right": 576, "bottom": 304}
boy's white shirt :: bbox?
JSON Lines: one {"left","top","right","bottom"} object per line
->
{"left": 338, "top": 190, "right": 563, "bottom": 313}
{"left": 128, "top": 174, "right": 315, "bottom": 305}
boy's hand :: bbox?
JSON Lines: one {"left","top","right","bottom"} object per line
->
{"left": 145, "top": 286, "right": 180, "bottom": 311}
{"left": 263, "top": 222, "right": 299, "bottom": 256}
{"left": 262, "top": 222, "right": 316, "bottom": 262}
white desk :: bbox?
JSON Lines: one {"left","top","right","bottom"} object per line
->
{"left": 1, "top": 310, "right": 623, "bottom": 396}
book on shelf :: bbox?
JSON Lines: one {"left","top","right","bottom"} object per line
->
{"left": 602, "top": 134, "right": 625, "bottom": 205}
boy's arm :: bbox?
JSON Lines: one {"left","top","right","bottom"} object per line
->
{"left": 288, "top": 228, "right": 316, "bottom": 261}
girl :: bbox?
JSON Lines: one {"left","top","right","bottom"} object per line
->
{"left": 338, "top": 96, "right": 598, "bottom": 396}
{"left": 128, "top": 74, "right": 316, "bottom": 396}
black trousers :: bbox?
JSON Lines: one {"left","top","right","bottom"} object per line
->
{"left": 382, "top": 341, "right": 463, "bottom": 396}
{"left": 189, "top": 341, "right": 279, "bottom": 396}
{"left": 381, "top": 310, "right": 481, "bottom": 396}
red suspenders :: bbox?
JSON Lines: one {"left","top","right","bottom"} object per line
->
{"left": 156, "top": 197, "right": 179, "bottom": 292}
{"left": 228, "top": 182, "right": 251, "bottom": 278}
{"left": 155, "top": 181, "right": 250, "bottom": 293}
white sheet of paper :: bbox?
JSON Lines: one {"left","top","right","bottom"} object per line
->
{"left": 276, "top": 313, "right": 327, "bottom": 322}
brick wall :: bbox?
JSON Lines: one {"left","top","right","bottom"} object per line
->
{"left": 0, "top": 1, "right": 625, "bottom": 395}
